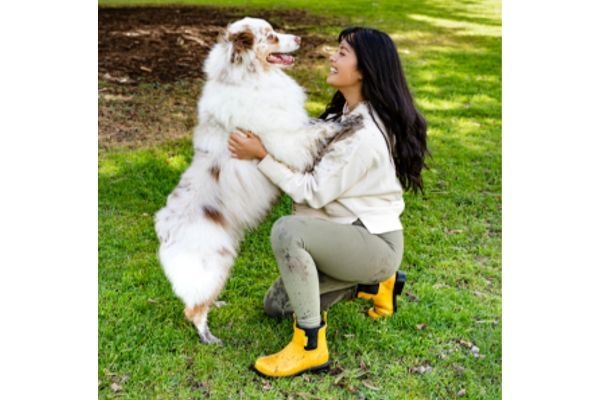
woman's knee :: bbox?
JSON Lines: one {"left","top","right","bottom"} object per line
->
{"left": 270, "top": 216, "right": 305, "bottom": 255}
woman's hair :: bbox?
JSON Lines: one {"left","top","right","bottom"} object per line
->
{"left": 320, "top": 27, "right": 429, "bottom": 193}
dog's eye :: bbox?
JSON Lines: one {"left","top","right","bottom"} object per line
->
{"left": 267, "top": 33, "right": 277, "bottom": 41}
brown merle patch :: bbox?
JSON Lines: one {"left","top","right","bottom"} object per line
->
{"left": 228, "top": 30, "right": 255, "bottom": 63}
{"left": 218, "top": 247, "right": 234, "bottom": 257}
{"left": 209, "top": 164, "right": 221, "bottom": 181}
{"left": 203, "top": 205, "right": 226, "bottom": 226}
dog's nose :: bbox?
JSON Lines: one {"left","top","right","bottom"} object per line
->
{"left": 294, "top": 36, "right": 301, "bottom": 45}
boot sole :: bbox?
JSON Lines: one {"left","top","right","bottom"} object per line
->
{"left": 251, "top": 360, "right": 331, "bottom": 378}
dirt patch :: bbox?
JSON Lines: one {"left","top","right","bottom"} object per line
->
{"left": 98, "top": 6, "right": 343, "bottom": 149}
{"left": 99, "top": 5, "right": 337, "bottom": 84}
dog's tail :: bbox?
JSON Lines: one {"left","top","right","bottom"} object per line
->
{"left": 158, "top": 219, "right": 236, "bottom": 307}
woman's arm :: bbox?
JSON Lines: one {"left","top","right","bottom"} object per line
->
{"left": 228, "top": 128, "right": 374, "bottom": 208}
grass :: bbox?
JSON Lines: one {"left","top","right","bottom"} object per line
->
{"left": 98, "top": 0, "right": 501, "bottom": 398}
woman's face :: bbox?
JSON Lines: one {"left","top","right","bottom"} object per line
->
{"left": 327, "top": 39, "right": 362, "bottom": 90}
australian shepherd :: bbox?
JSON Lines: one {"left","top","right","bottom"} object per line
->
{"left": 154, "top": 17, "right": 361, "bottom": 344}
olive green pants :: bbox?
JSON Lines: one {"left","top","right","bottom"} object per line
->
{"left": 263, "top": 216, "right": 404, "bottom": 328}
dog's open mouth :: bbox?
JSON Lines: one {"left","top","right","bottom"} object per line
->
{"left": 266, "top": 53, "right": 295, "bottom": 66}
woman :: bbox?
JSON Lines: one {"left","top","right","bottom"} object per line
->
{"left": 228, "top": 27, "right": 428, "bottom": 377}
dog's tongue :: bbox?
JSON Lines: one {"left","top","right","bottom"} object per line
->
{"left": 267, "top": 53, "right": 295, "bottom": 65}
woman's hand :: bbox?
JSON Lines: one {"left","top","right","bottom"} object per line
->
{"left": 228, "top": 128, "right": 268, "bottom": 160}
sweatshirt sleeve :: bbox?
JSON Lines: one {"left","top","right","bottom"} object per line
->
{"left": 257, "top": 133, "right": 373, "bottom": 208}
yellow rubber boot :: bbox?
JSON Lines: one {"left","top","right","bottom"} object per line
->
{"left": 357, "top": 271, "right": 406, "bottom": 319}
{"left": 254, "top": 317, "right": 330, "bottom": 377}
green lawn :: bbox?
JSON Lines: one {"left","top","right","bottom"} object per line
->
{"left": 98, "top": 1, "right": 501, "bottom": 398}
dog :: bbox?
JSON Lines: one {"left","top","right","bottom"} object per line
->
{"left": 154, "top": 17, "right": 362, "bottom": 344}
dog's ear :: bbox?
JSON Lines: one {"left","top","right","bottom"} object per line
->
{"left": 227, "top": 29, "right": 255, "bottom": 63}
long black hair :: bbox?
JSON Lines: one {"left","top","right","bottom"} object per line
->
{"left": 320, "top": 27, "right": 429, "bottom": 193}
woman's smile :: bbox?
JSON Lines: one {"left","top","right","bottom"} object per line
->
{"left": 326, "top": 39, "right": 361, "bottom": 91}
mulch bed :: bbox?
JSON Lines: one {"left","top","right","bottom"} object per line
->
{"left": 99, "top": 5, "right": 336, "bottom": 84}
{"left": 98, "top": 6, "right": 344, "bottom": 148}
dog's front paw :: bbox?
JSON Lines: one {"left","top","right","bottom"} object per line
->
{"left": 333, "top": 114, "right": 364, "bottom": 142}
{"left": 340, "top": 113, "right": 364, "bottom": 129}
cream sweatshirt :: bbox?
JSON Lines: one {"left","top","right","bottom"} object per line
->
{"left": 257, "top": 102, "right": 405, "bottom": 234}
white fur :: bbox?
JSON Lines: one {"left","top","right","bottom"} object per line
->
{"left": 154, "top": 17, "right": 361, "bottom": 344}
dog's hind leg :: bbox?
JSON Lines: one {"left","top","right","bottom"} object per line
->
{"left": 184, "top": 303, "right": 222, "bottom": 345}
